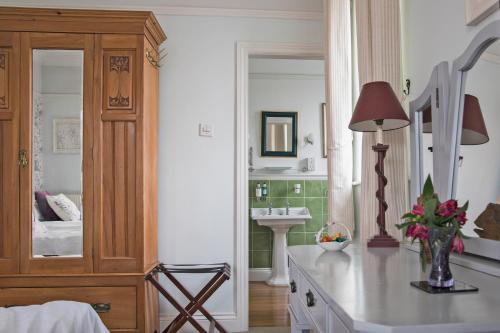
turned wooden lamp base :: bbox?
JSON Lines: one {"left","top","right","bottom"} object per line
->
{"left": 367, "top": 143, "right": 400, "bottom": 248}
{"left": 367, "top": 234, "right": 399, "bottom": 248}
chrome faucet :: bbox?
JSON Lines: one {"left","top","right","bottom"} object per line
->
{"left": 268, "top": 202, "right": 273, "bottom": 215}
{"left": 286, "top": 201, "right": 291, "bottom": 215}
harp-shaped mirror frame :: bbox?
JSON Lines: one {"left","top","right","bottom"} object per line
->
{"left": 409, "top": 62, "right": 450, "bottom": 204}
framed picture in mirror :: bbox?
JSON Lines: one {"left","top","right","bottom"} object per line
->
{"left": 53, "top": 118, "right": 81, "bottom": 154}
{"left": 261, "top": 111, "right": 297, "bottom": 157}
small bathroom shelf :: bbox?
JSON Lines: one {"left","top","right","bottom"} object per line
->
{"left": 262, "top": 167, "right": 292, "bottom": 172}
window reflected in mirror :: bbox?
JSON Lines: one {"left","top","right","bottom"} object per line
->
{"left": 261, "top": 111, "right": 297, "bottom": 157}
{"left": 456, "top": 39, "right": 500, "bottom": 239}
{"left": 32, "top": 49, "right": 84, "bottom": 257}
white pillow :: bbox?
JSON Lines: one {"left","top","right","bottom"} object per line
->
{"left": 46, "top": 194, "right": 81, "bottom": 221}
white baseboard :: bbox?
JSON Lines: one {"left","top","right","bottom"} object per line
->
{"left": 249, "top": 268, "right": 272, "bottom": 282}
{"left": 160, "top": 312, "right": 241, "bottom": 332}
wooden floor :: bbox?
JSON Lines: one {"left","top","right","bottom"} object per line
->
{"left": 249, "top": 282, "right": 290, "bottom": 327}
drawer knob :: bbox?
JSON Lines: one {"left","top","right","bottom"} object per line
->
{"left": 290, "top": 280, "right": 297, "bottom": 293}
{"left": 306, "top": 290, "right": 315, "bottom": 307}
{"left": 91, "top": 303, "right": 111, "bottom": 313}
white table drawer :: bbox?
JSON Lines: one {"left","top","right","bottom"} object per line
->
{"left": 289, "top": 260, "right": 300, "bottom": 295}
{"left": 300, "top": 278, "right": 327, "bottom": 333}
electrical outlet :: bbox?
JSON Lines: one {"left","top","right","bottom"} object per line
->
{"left": 199, "top": 123, "right": 214, "bottom": 137}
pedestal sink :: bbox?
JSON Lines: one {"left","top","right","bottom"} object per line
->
{"left": 251, "top": 207, "right": 311, "bottom": 286}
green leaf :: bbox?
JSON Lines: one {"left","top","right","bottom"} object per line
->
{"left": 396, "top": 221, "right": 417, "bottom": 230}
{"left": 419, "top": 242, "right": 427, "bottom": 272}
{"left": 422, "top": 175, "right": 434, "bottom": 198}
{"left": 401, "top": 212, "right": 416, "bottom": 219}
{"left": 460, "top": 200, "right": 469, "bottom": 211}
{"left": 424, "top": 198, "right": 438, "bottom": 222}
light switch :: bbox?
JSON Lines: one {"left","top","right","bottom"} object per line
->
{"left": 199, "top": 123, "right": 214, "bottom": 137}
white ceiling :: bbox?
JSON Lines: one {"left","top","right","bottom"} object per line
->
{"left": 0, "top": 0, "right": 323, "bottom": 12}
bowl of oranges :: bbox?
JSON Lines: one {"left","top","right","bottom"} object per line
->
{"left": 315, "top": 223, "right": 352, "bottom": 251}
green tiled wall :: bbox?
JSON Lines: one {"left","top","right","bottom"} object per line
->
{"left": 249, "top": 179, "right": 328, "bottom": 268}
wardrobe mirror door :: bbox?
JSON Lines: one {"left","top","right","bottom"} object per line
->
{"left": 31, "top": 49, "right": 83, "bottom": 258}
{"left": 456, "top": 40, "right": 500, "bottom": 239}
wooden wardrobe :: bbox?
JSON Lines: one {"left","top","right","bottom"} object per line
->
{"left": 0, "top": 7, "right": 166, "bottom": 333}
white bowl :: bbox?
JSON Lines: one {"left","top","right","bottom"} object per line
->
{"left": 317, "top": 239, "right": 351, "bottom": 252}
{"left": 315, "top": 223, "right": 352, "bottom": 252}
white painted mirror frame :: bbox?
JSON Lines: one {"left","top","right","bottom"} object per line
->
{"left": 448, "top": 20, "right": 500, "bottom": 260}
{"left": 409, "top": 61, "right": 450, "bottom": 204}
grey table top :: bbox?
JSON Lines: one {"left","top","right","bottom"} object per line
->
{"left": 287, "top": 244, "right": 500, "bottom": 333}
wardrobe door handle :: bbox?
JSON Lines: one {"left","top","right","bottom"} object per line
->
{"left": 306, "top": 290, "right": 315, "bottom": 307}
{"left": 290, "top": 280, "right": 297, "bottom": 293}
{"left": 19, "top": 149, "right": 28, "bottom": 168}
{"left": 92, "top": 303, "right": 111, "bottom": 313}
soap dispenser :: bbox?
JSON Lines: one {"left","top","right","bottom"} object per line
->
{"left": 256, "top": 183, "right": 262, "bottom": 200}
{"left": 262, "top": 183, "right": 268, "bottom": 200}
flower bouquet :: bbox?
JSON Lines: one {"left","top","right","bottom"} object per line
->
{"left": 397, "top": 176, "right": 468, "bottom": 288}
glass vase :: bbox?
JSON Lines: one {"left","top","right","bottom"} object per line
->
{"left": 427, "top": 227, "right": 455, "bottom": 288}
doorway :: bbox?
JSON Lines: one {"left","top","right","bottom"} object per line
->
{"left": 235, "top": 42, "right": 324, "bottom": 331}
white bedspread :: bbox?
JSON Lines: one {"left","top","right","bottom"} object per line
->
{"left": 32, "top": 221, "right": 83, "bottom": 257}
{"left": 0, "top": 301, "right": 109, "bottom": 333}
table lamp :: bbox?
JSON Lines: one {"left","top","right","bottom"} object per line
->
{"left": 350, "top": 81, "right": 410, "bottom": 247}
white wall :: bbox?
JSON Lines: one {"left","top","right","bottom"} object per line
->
{"left": 248, "top": 58, "right": 327, "bottom": 177}
{"left": 41, "top": 66, "right": 83, "bottom": 194}
{"left": 32, "top": 60, "right": 83, "bottom": 194}
{"left": 403, "top": 1, "right": 500, "bottom": 235}
{"left": 157, "top": 14, "right": 323, "bottom": 326}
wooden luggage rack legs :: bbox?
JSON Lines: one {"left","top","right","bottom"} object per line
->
{"left": 145, "top": 263, "right": 231, "bottom": 333}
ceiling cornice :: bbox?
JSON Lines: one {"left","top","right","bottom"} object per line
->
{"left": 0, "top": 2, "right": 323, "bottom": 21}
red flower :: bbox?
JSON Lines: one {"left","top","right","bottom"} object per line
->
{"left": 452, "top": 237, "right": 465, "bottom": 254}
{"left": 407, "top": 224, "right": 429, "bottom": 241}
{"left": 457, "top": 211, "right": 467, "bottom": 225}
{"left": 438, "top": 199, "right": 458, "bottom": 217}
{"left": 411, "top": 204, "right": 425, "bottom": 216}
{"left": 406, "top": 224, "right": 417, "bottom": 238}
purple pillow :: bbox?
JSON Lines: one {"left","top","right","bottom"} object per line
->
{"left": 35, "top": 191, "right": 62, "bottom": 221}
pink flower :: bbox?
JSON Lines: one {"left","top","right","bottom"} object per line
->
{"left": 438, "top": 199, "right": 458, "bottom": 217}
{"left": 407, "top": 224, "right": 429, "bottom": 240}
{"left": 411, "top": 204, "right": 425, "bottom": 216}
{"left": 406, "top": 225, "right": 417, "bottom": 238}
{"left": 414, "top": 224, "right": 429, "bottom": 241}
{"left": 457, "top": 211, "right": 467, "bottom": 225}
{"left": 452, "top": 237, "right": 465, "bottom": 254}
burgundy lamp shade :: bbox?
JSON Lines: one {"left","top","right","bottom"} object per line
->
{"left": 349, "top": 81, "right": 410, "bottom": 132}
{"left": 422, "top": 94, "right": 489, "bottom": 145}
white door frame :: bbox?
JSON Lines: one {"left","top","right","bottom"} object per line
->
{"left": 235, "top": 41, "right": 324, "bottom": 331}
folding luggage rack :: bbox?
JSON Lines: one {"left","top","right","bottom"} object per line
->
{"left": 145, "top": 263, "right": 231, "bottom": 333}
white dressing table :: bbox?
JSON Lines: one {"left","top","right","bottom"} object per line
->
{"left": 288, "top": 244, "right": 500, "bottom": 333}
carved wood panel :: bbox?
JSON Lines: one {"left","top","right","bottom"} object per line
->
{"left": 103, "top": 51, "right": 134, "bottom": 111}
{"left": 0, "top": 51, "right": 9, "bottom": 109}
{"left": 99, "top": 121, "right": 138, "bottom": 262}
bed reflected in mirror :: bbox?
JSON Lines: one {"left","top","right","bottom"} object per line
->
{"left": 32, "top": 49, "right": 84, "bottom": 257}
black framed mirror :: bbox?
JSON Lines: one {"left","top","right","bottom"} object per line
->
{"left": 261, "top": 111, "right": 298, "bottom": 157}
